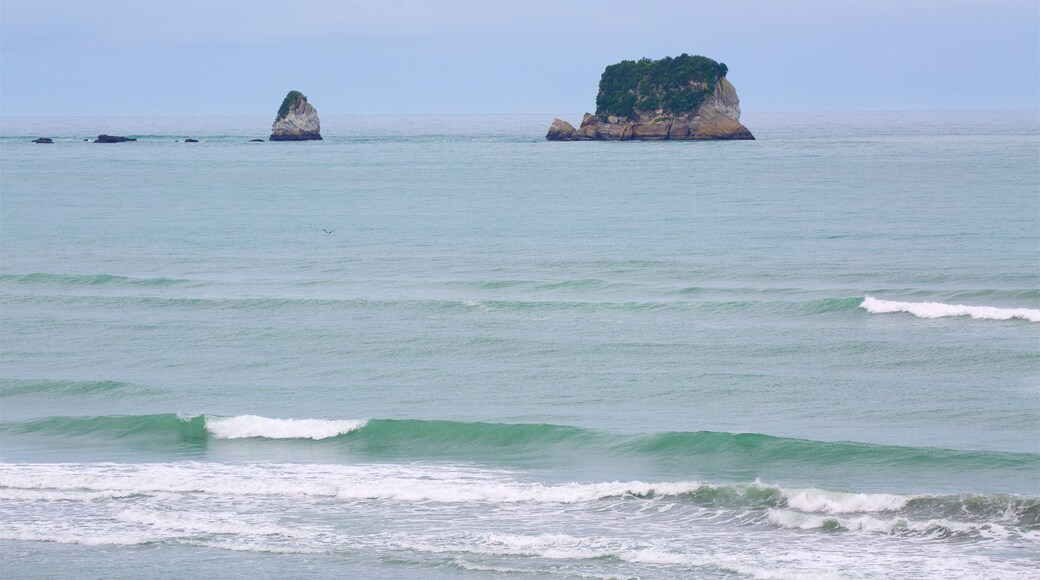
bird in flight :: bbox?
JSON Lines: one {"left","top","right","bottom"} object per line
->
{"left": 323, "top": 229, "right": 334, "bottom": 236}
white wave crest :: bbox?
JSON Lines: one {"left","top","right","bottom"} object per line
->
{"left": 781, "top": 487, "right": 909, "bottom": 513}
{"left": 767, "top": 508, "right": 1011, "bottom": 539}
{"left": 203, "top": 415, "right": 367, "bottom": 440}
{"left": 861, "top": 296, "right": 1040, "bottom": 323}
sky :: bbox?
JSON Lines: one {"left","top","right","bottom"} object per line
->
{"left": 1, "top": 0, "right": 1037, "bottom": 116}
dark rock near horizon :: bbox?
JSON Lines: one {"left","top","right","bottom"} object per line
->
{"left": 547, "top": 54, "right": 754, "bottom": 141}
{"left": 184, "top": 139, "right": 199, "bottom": 143}
{"left": 268, "top": 134, "right": 324, "bottom": 142}
{"left": 249, "top": 139, "right": 264, "bottom": 142}
{"left": 270, "top": 90, "right": 322, "bottom": 141}
{"left": 94, "top": 134, "right": 137, "bottom": 143}
{"left": 32, "top": 138, "right": 54, "bottom": 144}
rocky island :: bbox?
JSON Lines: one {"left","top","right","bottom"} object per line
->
{"left": 270, "top": 90, "right": 322, "bottom": 141}
{"left": 547, "top": 54, "right": 753, "bottom": 141}
{"left": 94, "top": 134, "right": 136, "bottom": 143}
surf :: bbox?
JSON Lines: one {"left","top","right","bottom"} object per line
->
{"left": 2, "top": 461, "right": 1035, "bottom": 536}
{"left": 861, "top": 296, "right": 1040, "bottom": 322}
{"left": 4, "top": 414, "right": 1034, "bottom": 474}
{"left": 205, "top": 415, "right": 367, "bottom": 440}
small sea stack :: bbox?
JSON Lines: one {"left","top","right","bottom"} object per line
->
{"left": 547, "top": 54, "right": 754, "bottom": 141}
{"left": 94, "top": 134, "right": 137, "bottom": 143}
{"left": 270, "top": 90, "right": 322, "bottom": 141}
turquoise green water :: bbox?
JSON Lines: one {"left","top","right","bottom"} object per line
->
{"left": 1, "top": 112, "right": 1038, "bottom": 578}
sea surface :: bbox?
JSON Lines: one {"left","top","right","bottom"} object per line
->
{"left": 1, "top": 111, "right": 1038, "bottom": 578}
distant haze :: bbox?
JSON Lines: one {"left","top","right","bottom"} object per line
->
{"left": 1, "top": 0, "right": 1037, "bottom": 115}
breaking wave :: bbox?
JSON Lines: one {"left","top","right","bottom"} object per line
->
{"left": 204, "top": 415, "right": 367, "bottom": 440}
{"left": 2, "top": 414, "right": 1034, "bottom": 474}
{"left": 1, "top": 462, "right": 1036, "bottom": 539}
{"left": 861, "top": 296, "right": 1040, "bottom": 322}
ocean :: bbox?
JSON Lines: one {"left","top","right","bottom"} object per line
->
{"left": 1, "top": 111, "right": 1037, "bottom": 578}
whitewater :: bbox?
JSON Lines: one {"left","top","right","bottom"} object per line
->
{"left": 862, "top": 296, "right": 1040, "bottom": 322}
{"left": 1, "top": 112, "right": 1038, "bottom": 578}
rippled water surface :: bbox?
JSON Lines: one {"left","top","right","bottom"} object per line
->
{"left": 1, "top": 112, "right": 1038, "bottom": 578}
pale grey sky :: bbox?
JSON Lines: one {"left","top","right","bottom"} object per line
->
{"left": 1, "top": 0, "right": 1037, "bottom": 115}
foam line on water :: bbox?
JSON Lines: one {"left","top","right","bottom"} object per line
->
{"left": 0, "top": 462, "right": 741, "bottom": 504}
{"left": 5, "top": 462, "right": 1033, "bottom": 523}
{"left": 115, "top": 506, "right": 306, "bottom": 538}
{"left": 861, "top": 296, "right": 1040, "bottom": 322}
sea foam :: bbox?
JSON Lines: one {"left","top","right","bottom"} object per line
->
{"left": 204, "top": 415, "right": 367, "bottom": 440}
{"left": 780, "top": 486, "right": 909, "bottom": 513}
{"left": 861, "top": 296, "right": 1040, "bottom": 322}
{"left": 766, "top": 508, "right": 1014, "bottom": 540}
{"left": 0, "top": 461, "right": 713, "bottom": 504}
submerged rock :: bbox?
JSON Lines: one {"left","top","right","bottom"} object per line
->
{"left": 94, "top": 134, "right": 136, "bottom": 143}
{"left": 32, "top": 137, "right": 54, "bottom": 144}
{"left": 184, "top": 138, "right": 199, "bottom": 143}
{"left": 249, "top": 139, "right": 264, "bottom": 142}
{"left": 270, "top": 90, "right": 322, "bottom": 141}
{"left": 547, "top": 54, "right": 754, "bottom": 141}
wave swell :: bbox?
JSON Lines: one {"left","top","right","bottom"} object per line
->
{"left": 1, "top": 272, "right": 192, "bottom": 287}
{"left": 3, "top": 414, "right": 1034, "bottom": 474}
{"left": 862, "top": 296, "right": 1040, "bottom": 322}
{"left": 0, "top": 379, "right": 141, "bottom": 398}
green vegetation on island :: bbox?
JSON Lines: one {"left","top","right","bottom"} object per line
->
{"left": 595, "top": 54, "right": 728, "bottom": 119}
{"left": 277, "top": 90, "right": 306, "bottom": 120}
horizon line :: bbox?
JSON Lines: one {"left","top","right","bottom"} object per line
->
{"left": 2, "top": 108, "right": 1038, "bottom": 119}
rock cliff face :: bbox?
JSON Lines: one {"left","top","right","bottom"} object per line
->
{"left": 547, "top": 58, "right": 754, "bottom": 141}
{"left": 270, "top": 91, "right": 322, "bottom": 141}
